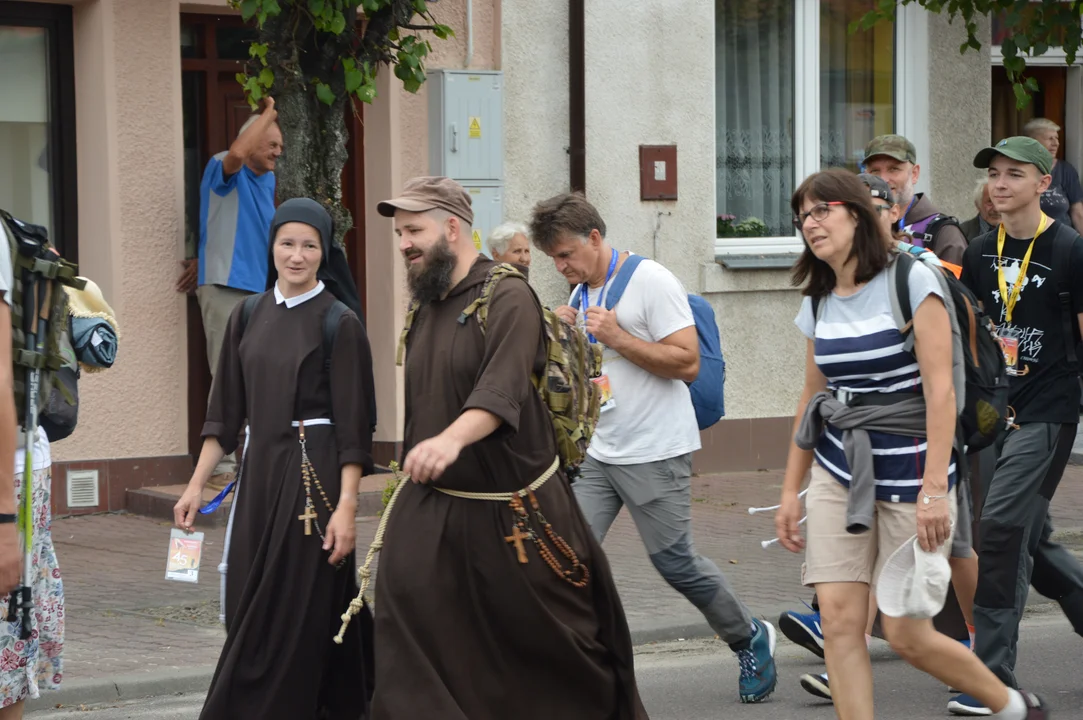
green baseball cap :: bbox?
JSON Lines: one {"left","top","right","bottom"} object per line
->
{"left": 972, "top": 136, "right": 1053, "bottom": 176}
{"left": 863, "top": 134, "right": 917, "bottom": 164}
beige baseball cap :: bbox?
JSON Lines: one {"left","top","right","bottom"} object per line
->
{"left": 376, "top": 176, "right": 474, "bottom": 226}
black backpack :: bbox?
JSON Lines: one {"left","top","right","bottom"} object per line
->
{"left": 1048, "top": 224, "right": 1083, "bottom": 411}
{"left": 891, "top": 250, "right": 1009, "bottom": 453}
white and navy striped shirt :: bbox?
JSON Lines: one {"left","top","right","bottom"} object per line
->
{"left": 795, "top": 263, "right": 957, "bottom": 502}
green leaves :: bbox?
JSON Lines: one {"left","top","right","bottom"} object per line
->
{"left": 231, "top": 0, "right": 444, "bottom": 110}
{"left": 315, "top": 81, "right": 336, "bottom": 106}
{"left": 330, "top": 11, "right": 347, "bottom": 34}
{"left": 857, "top": 0, "right": 1083, "bottom": 110}
{"left": 239, "top": 0, "right": 259, "bottom": 21}
{"left": 395, "top": 34, "right": 429, "bottom": 93}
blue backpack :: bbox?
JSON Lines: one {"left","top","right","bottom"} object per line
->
{"left": 575, "top": 255, "right": 726, "bottom": 430}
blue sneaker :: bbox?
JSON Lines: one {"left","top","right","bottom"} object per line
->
{"left": 777, "top": 604, "right": 824, "bottom": 659}
{"left": 947, "top": 693, "right": 992, "bottom": 716}
{"left": 736, "top": 618, "right": 777, "bottom": 703}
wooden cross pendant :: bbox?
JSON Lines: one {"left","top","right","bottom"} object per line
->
{"left": 298, "top": 503, "right": 318, "bottom": 536}
{"left": 505, "top": 525, "right": 530, "bottom": 564}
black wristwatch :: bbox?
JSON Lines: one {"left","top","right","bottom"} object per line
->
{"left": 0, "top": 514, "right": 15, "bottom": 524}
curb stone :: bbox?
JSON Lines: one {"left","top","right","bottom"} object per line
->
{"left": 25, "top": 666, "right": 217, "bottom": 713}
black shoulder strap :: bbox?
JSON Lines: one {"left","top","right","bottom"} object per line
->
{"left": 322, "top": 300, "right": 348, "bottom": 372}
{"left": 894, "top": 251, "right": 916, "bottom": 329}
{"left": 238, "top": 293, "right": 262, "bottom": 336}
{"left": 1051, "top": 224, "right": 1079, "bottom": 369}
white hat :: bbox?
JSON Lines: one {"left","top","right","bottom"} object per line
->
{"left": 876, "top": 533, "right": 952, "bottom": 619}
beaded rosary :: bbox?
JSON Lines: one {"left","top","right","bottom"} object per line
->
{"left": 507, "top": 489, "right": 590, "bottom": 588}
{"left": 297, "top": 421, "right": 347, "bottom": 570}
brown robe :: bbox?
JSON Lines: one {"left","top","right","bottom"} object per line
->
{"left": 200, "top": 289, "right": 375, "bottom": 720}
{"left": 372, "top": 257, "right": 647, "bottom": 720}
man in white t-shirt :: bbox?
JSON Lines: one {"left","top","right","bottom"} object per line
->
{"left": 530, "top": 193, "right": 777, "bottom": 705}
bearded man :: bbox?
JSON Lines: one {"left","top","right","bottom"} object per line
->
{"left": 368, "top": 176, "right": 648, "bottom": 720}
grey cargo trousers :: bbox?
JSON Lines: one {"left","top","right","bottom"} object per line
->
{"left": 974, "top": 422, "right": 1083, "bottom": 688}
{"left": 573, "top": 454, "right": 755, "bottom": 648}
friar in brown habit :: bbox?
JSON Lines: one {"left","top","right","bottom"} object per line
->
{"left": 369, "top": 176, "right": 648, "bottom": 720}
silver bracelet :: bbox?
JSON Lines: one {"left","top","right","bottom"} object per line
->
{"left": 921, "top": 490, "right": 949, "bottom": 505}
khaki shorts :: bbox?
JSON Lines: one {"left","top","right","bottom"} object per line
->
{"left": 802, "top": 465, "right": 957, "bottom": 587}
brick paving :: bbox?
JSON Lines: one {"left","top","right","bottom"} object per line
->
{"left": 48, "top": 466, "right": 1083, "bottom": 685}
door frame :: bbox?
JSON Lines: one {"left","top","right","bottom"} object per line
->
{"left": 1, "top": 1, "right": 78, "bottom": 262}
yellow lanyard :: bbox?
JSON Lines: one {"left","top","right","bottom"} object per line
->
{"left": 996, "top": 213, "right": 1050, "bottom": 323}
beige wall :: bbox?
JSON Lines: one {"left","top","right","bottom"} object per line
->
{"left": 56, "top": 0, "right": 189, "bottom": 463}
{"left": 929, "top": 14, "right": 992, "bottom": 220}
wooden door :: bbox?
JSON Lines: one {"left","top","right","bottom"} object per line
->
{"left": 992, "top": 66, "right": 1068, "bottom": 157}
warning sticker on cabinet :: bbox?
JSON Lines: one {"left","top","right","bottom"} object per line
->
{"left": 472, "top": 229, "right": 482, "bottom": 250}
{"left": 469, "top": 116, "right": 482, "bottom": 139}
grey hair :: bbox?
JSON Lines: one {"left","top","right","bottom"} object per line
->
{"left": 973, "top": 177, "right": 989, "bottom": 207}
{"left": 1023, "top": 117, "right": 1060, "bottom": 138}
{"left": 487, "top": 221, "right": 530, "bottom": 255}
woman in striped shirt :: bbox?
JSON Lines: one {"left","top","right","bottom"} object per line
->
{"left": 773, "top": 169, "right": 1047, "bottom": 720}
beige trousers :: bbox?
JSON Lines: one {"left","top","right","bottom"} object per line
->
{"left": 196, "top": 284, "right": 253, "bottom": 478}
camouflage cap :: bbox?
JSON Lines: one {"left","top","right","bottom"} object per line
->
{"left": 972, "top": 136, "right": 1054, "bottom": 176}
{"left": 863, "top": 134, "right": 917, "bottom": 164}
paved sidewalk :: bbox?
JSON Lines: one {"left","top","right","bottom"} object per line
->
{"left": 29, "top": 467, "right": 1083, "bottom": 710}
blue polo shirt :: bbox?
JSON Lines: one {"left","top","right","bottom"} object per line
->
{"left": 198, "top": 152, "right": 276, "bottom": 293}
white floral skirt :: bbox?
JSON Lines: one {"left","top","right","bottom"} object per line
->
{"left": 0, "top": 464, "right": 63, "bottom": 705}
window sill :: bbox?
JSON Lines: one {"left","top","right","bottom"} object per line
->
{"left": 714, "top": 236, "right": 803, "bottom": 270}
{"left": 714, "top": 253, "right": 801, "bottom": 270}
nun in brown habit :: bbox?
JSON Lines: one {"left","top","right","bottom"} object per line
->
{"left": 174, "top": 198, "right": 376, "bottom": 719}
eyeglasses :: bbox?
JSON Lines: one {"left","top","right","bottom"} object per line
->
{"left": 793, "top": 201, "right": 846, "bottom": 229}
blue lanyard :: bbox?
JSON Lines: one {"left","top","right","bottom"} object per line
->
{"left": 898, "top": 195, "right": 918, "bottom": 232}
{"left": 579, "top": 248, "right": 619, "bottom": 344}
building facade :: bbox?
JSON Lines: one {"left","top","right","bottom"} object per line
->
{"left": 7, "top": 0, "right": 1066, "bottom": 515}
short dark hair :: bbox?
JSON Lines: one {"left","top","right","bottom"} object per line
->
{"left": 790, "top": 168, "right": 893, "bottom": 297}
{"left": 529, "top": 192, "right": 607, "bottom": 253}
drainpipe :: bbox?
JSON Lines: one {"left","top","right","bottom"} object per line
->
{"left": 569, "top": 0, "right": 586, "bottom": 193}
{"left": 465, "top": 0, "right": 473, "bottom": 68}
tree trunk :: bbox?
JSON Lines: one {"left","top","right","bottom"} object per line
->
{"left": 262, "top": 8, "right": 356, "bottom": 248}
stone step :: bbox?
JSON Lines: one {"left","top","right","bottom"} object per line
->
{"left": 126, "top": 473, "right": 394, "bottom": 527}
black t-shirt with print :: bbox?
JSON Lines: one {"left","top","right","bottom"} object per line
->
{"left": 960, "top": 220, "right": 1083, "bottom": 424}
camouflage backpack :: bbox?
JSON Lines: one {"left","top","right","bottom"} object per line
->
{"left": 0, "top": 209, "right": 85, "bottom": 433}
{"left": 397, "top": 263, "right": 603, "bottom": 476}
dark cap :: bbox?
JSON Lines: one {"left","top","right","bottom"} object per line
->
{"left": 857, "top": 173, "right": 896, "bottom": 205}
{"left": 972, "top": 136, "right": 1053, "bottom": 176}
{"left": 376, "top": 176, "right": 474, "bottom": 226}
{"left": 863, "top": 134, "right": 917, "bottom": 164}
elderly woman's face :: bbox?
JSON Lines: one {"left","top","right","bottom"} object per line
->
{"left": 273, "top": 222, "right": 322, "bottom": 289}
{"left": 493, "top": 233, "right": 532, "bottom": 267}
{"left": 1034, "top": 128, "right": 1060, "bottom": 158}
{"left": 978, "top": 184, "right": 1001, "bottom": 225}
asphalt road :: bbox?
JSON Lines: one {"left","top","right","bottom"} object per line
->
{"left": 29, "top": 614, "right": 1083, "bottom": 720}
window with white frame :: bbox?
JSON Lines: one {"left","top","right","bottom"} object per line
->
{"left": 714, "top": 0, "right": 895, "bottom": 245}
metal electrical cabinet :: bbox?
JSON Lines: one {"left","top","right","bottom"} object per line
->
{"left": 427, "top": 70, "right": 503, "bottom": 180}
{"left": 464, "top": 185, "right": 503, "bottom": 256}
{"left": 427, "top": 69, "right": 504, "bottom": 252}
